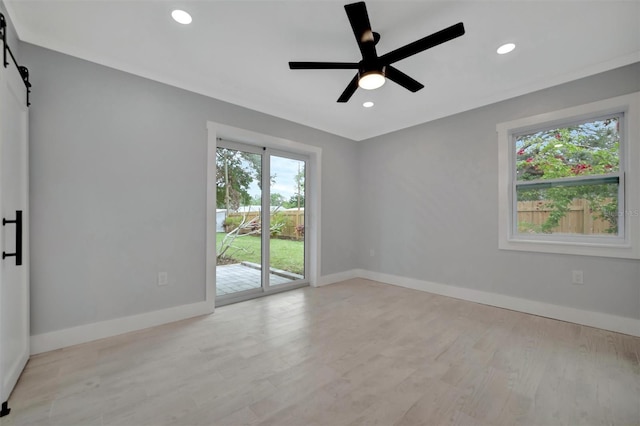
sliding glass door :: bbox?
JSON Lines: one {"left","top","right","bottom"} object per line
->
{"left": 215, "top": 144, "right": 263, "bottom": 297}
{"left": 269, "top": 155, "right": 306, "bottom": 286}
{"left": 215, "top": 140, "right": 308, "bottom": 304}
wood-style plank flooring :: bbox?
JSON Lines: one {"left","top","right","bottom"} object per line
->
{"left": 2, "top": 279, "right": 639, "bottom": 426}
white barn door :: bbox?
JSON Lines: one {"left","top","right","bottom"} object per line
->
{"left": 0, "top": 50, "right": 29, "bottom": 416}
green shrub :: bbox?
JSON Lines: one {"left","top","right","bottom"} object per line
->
{"left": 223, "top": 215, "right": 243, "bottom": 229}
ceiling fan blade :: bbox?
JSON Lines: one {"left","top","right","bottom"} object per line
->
{"left": 289, "top": 62, "right": 359, "bottom": 70}
{"left": 385, "top": 66, "right": 424, "bottom": 92}
{"left": 337, "top": 74, "right": 359, "bottom": 103}
{"left": 344, "top": 2, "right": 378, "bottom": 61}
{"left": 380, "top": 22, "right": 465, "bottom": 65}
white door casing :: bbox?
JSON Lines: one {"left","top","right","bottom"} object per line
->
{"left": 0, "top": 53, "right": 30, "bottom": 413}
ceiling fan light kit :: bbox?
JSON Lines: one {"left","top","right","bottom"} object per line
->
{"left": 358, "top": 69, "right": 385, "bottom": 90}
{"left": 288, "top": 1, "right": 465, "bottom": 103}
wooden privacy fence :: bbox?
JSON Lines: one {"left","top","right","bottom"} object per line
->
{"left": 518, "top": 199, "right": 613, "bottom": 234}
{"left": 225, "top": 210, "right": 304, "bottom": 240}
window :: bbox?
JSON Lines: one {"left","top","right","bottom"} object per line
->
{"left": 498, "top": 92, "right": 640, "bottom": 259}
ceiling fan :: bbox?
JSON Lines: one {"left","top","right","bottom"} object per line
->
{"left": 289, "top": 1, "right": 465, "bottom": 103}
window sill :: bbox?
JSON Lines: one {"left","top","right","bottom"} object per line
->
{"left": 499, "top": 236, "right": 639, "bottom": 259}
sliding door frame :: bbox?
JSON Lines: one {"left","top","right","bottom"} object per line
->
{"left": 207, "top": 122, "right": 321, "bottom": 308}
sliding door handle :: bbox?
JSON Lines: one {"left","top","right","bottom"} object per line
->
{"left": 2, "top": 210, "right": 22, "bottom": 266}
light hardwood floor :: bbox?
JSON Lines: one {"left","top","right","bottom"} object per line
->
{"left": 2, "top": 279, "right": 639, "bottom": 426}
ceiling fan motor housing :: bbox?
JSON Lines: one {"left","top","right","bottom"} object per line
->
{"left": 358, "top": 60, "right": 385, "bottom": 78}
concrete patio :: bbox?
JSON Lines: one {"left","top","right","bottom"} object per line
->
{"left": 216, "top": 263, "right": 303, "bottom": 296}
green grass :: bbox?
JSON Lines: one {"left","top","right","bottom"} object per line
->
{"left": 216, "top": 233, "right": 304, "bottom": 275}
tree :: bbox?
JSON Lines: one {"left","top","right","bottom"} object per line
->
{"left": 285, "top": 164, "right": 305, "bottom": 209}
{"left": 270, "top": 193, "right": 285, "bottom": 207}
{"left": 243, "top": 153, "right": 277, "bottom": 190}
{"left": 516, "top": 117, "right": 619, "bottom": 233}
{"left": 216, "top": 148, "right": 257, "bottom": 211}
{"left": 284, "top": 194, "right": 305, "bottom": 209}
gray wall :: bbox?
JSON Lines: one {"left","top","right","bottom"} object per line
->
{"left": 21, "top": 43, "right": 358, "bottom": 335}
{"left": 357, "top": 63, "right": 640, "bottom": 319}
{"left": 18, "top": 36, "right": 640, "bottom": 336}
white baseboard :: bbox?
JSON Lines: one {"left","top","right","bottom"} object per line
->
{"left": 30, "top": 301, "right": 214, "bottom": 355}
{"left": 358, "top": 270, "right": 640, "bottom": 337}
{"left": 31, "top": 268, "right": 357, "bottom": 354}
{"left": 30, "top": 269, "right": 639, "bottom": 355}
{"left": 316, "top": 269, "right": 360, "bottom": 287}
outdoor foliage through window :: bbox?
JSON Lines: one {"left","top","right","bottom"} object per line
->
{"left": 515, "top": 116, "right": 621, "bottom": 235}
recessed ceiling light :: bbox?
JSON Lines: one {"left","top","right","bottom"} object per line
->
{"left": 497, "top": 43, "right": 516, "bottom": 55}
{"left": 171, "top": 10, "right": 192, "bottom": 25}
{"left": 363, "top": 101, "right": 374, "bottom": 108}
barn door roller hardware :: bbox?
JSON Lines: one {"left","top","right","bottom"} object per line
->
{"left": 0, "top": 13, "right": 31, "bottom": 106}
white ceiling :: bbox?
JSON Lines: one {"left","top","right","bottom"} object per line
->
{"left": 5, "top": 1, "right": 640, "bottom": 141}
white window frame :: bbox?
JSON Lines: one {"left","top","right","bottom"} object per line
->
{"left": 497, "top": 92, "right": 640, "bottom": 259}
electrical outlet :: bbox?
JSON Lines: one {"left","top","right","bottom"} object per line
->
{"left": 158, "top": 272, "right": 168, "bottom": 286}
{"left": 572, "top": 270, "right": 583, "bottom": 285}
